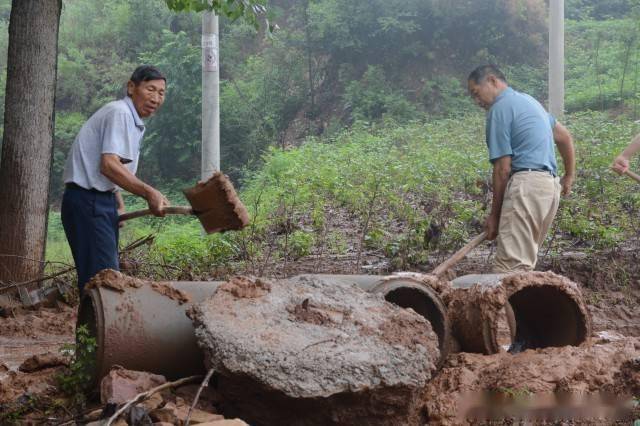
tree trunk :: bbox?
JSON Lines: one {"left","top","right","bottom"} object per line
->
{"left": 0, "top": 0, "right": 62, "bottom": 285}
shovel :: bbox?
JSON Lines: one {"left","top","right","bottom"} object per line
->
{"left": 431, "top": 232, "right": 487, "bottom": 277}
{"left": 118, "top": 172, "right": 250, "bottom": 234}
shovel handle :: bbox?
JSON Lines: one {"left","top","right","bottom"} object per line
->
{"left": 118, "top": 206, "right": 193, "bottom": 222}
{"left": 432, "top": 232, "right": 487, "bottom": 277}
{"left": 624, "top": 170, "right": 640, "bottom": 183}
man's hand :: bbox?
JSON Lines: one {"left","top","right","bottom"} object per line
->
{"left": 612, "top": 155, "right": 630, "bottom": 175}
{"left": 484, "top": 214, "right": 499, "bottom": 241}
{"left": 560, "top": 174, "right": 575, "bottom": 197}
{"left": 145, "top": 186, "right": 170, "bottom": 217}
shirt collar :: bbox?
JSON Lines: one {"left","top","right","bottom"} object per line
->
{"left": 494, "top": 86, "right": 514, "bottom": 104}
{"left": 123, "top": 96, "right": 145, "bottom": 130}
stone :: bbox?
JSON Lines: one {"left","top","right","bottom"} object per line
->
{"left": 100, "top": 367, "right": 166, "bottom": 405}
{"left": 140, "top": 392, "right": 164, "bottom": 411}
{"left": 18, "top": 352, "right": 69, "bottom": 372}
{"left": 190, "top": 275, "right": 440, "bottom": 425}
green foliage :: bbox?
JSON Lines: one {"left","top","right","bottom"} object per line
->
{"left": 148, "top": 221, "right": 240, "bottom": 272}
{"left": 56, "top": 325, "right": 97, "bottom": 406}
{"left": 343, "top": 65, "right": 417, "bottom": 123}
{"left": 164, "top": 0, "right": 269, "bottom": 30}
{"left": 139, "top": 30, "right": 201, "bottom": 183}
{"left": 421, "top": 75, "right": 474, "bottom": 117}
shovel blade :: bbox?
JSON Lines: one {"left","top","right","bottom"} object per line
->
{"left": 183, "top": 172, "right": 250, "bottom": 234}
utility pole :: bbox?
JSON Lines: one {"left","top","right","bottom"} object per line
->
{"left": 201, "top": 11, "right": 220, "bottom": 180}
{"left": 549, "top": 0, "right": 564, "bottom": 118}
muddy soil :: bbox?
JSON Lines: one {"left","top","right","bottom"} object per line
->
{"left": 2, "top": 250, "right": 640, "bottom": 424}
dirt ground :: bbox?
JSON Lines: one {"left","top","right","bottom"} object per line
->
{"left": 1, "top": 249, "right": 640, "bottom": 424}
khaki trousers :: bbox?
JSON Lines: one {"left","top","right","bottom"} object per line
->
{"left": 493, "top": 171, "right": 560, "bottom": 273}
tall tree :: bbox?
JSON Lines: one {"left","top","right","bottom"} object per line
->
{"left": 0, "top": 0, "right": 62, "bottom": 285}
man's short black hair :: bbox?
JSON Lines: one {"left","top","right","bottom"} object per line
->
{"left": 468, "top": 65, "right": 507, "bottom": 84}
{"left": 130, "top": 65, "right": 166, "bottom": 85}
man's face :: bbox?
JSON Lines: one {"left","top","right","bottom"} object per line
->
{"left": 127, "top": 79, "right": 166, "bottom": 118}
{"left": 468, "top": 77, "right": 499, "bottom": 111}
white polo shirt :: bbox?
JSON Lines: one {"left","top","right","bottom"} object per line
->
{"left": 63, "top": 96, "right": 145, "bottom": 192}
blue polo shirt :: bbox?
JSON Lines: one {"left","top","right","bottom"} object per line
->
{"left": 486, "top": 87, "right": 557, "bottom": 175}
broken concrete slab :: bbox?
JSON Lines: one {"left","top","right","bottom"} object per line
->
{"left": 100, "top": 367, "right": 166, "bottom": 405}
{"left": 190, "top": 275, "right": 440, "bottom": 425}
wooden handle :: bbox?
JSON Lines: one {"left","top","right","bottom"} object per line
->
{"left": 625, "top": 170, "right": 640, "bottom": 183}
{"left": 118, "top": 206, "right": 194, "bottom": 222}
{"left": 432, "top": 232, "right": 487, "bottom": 277}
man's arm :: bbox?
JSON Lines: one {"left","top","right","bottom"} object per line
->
{"left": 100, "top": 154, "right": 168, "bottom": 216}
{"left": 485, "top": 155, "right": 512, "bottom": 241}
{"left": 553, "top": 122, "right": 575, "bottom": 196}
{"left": 612, "top": 133, "right": 640, "bottom": 175}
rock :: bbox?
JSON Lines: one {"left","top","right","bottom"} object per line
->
{"left": 149, "top": 404, "right": 178, "bottom": 424}
{"left": 140, "top": 392, "right": 164, "bottom": 411}
{"left": 188, "top": 408, "right": 224, "bottom": 423}
{"left": 0, "top": 363, "right": 8, "bottom": 373}
{"left": 83, "top": 408, "right": 104, "bottom": 422}
{"left": 18, "top": 352, "right": 69, "bottom": 372}
{"left": 198, "top": 420, "right": 249, "bottom": 426}
{"left": 190, "top": 275, "right": 440, "bottom": 425}
{"left": 100, "top": 367, "right": 166, "bottom": 405}
{"left": 150, "top": 400, "right": 223, "bottom": 424}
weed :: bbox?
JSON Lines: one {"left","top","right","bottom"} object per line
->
{"left": 56, "top": 324, "right": 97, "bottom": 407}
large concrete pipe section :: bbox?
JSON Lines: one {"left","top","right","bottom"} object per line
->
{"left": 78, "top": 271, "right": 451, "bottom": 384}
{"left": 77, "top": 271, "right": 222, "bottom": 384}
{"left": 449, "top": 271, "right": 591, "bottom": 354}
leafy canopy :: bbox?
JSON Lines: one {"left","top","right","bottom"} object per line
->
{"left": 164, "top": 0, "right": 268, "bottom": 29}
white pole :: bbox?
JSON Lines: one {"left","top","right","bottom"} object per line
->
{"left": 549, "top": 0, "right": 565, "bottom": 118}
{"left": 202, "top": 11, "right": 220, "bottom": 180}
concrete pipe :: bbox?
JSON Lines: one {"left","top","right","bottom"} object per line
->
{"left": 448, "top": 271, "right": 591, "bottom": 354}
{"left": 78, "top": 271, "right": 451, "bottom": 385}
{"left": 77, "top": 271, "right": 222, "bottom": 384}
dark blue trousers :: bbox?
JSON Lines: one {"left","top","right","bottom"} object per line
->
{"left": 61, "top": 185, "right": 119, "bottom": 292}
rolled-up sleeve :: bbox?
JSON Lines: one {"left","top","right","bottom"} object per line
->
{"left": 486, "top": 105, "right": 513, "bottom": 163}
{"left": 101, "top": 111, "right": 136, "bottom": 164}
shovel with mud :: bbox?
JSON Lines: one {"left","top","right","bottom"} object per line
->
{"left": 118, "top": 171, "right": 250, "bottom": 233}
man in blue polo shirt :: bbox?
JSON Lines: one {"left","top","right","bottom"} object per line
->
{"left": 61, "top": 65, "right": 169, "bottom": 291}
{"left": 467, "top": 65, "right": 575, "bottom": 272}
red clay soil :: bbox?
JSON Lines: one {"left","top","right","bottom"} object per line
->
{"left": 2, "top": 251, "right": 640, "bottom": 424}
{"left": 422, "top": 336, "right": 640, "bottom": 424}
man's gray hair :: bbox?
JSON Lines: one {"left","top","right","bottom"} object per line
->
{"left": 468, "top": 65, "right": 507, "bottom": 84}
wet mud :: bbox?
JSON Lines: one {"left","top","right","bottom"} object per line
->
{"left": 183, "top": 171, "right": 250, "bottom": 233}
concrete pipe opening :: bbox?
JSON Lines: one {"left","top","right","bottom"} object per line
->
{"left": 372, "top": 279, "right": 452, "bottom": 361}
{"left": 450, "top": 272, "right": 591, "bottom": 355}
{"left": 384, "top": 286, "right": 447, "bottom": 353}
{"left": 508, "top": 284, "right": 588, "bottom": 352}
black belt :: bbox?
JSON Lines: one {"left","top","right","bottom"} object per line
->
{"left": 510, "top": 168, "right": 556, "bottom": 178}
{"left": 65, "top": 182, "right": 112, "bottom": 194}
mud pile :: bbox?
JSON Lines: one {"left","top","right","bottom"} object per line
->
{"left": 423, "top": 336, "right": 640, "bottom": 424}
{"left": 189, "top": 275, "right": 440, "bottom": 425}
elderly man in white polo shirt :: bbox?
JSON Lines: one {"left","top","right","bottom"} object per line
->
{"left": 61, "top": 65, "right": 169, "bottom": 291}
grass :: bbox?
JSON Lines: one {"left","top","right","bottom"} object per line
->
{"left": 45, "top": 110, "right": 640, "bottom": 277}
